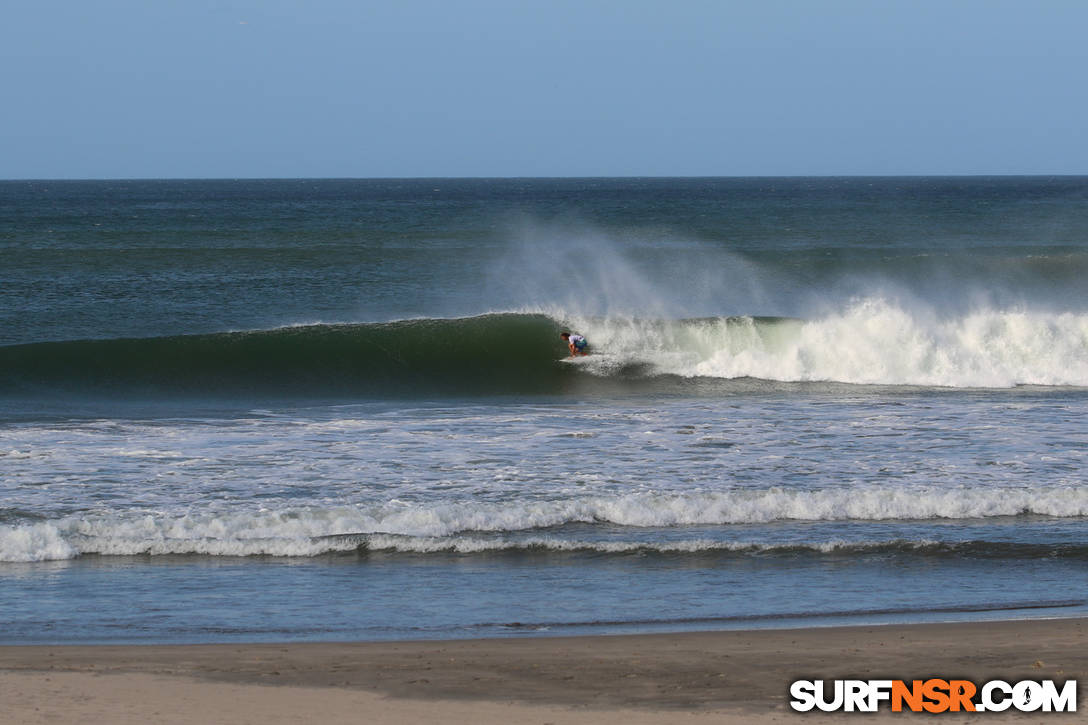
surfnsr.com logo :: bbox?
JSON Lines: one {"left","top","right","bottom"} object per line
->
{"left": 790, "top": 679, "right": 1077, "bottom": 713}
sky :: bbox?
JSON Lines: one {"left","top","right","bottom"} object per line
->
{"left": 2, "top": 0, "right": 1086, "bottom": 179}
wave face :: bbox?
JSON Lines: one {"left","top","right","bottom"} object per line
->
{"left": 0, "top": 314, "right": 566, "bottom": 397}
{"left": 3, "top": 303, "right": 1086, "bottom": 396}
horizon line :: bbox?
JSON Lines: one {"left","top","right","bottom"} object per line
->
{"left": 3, "top": 173, "right": 1087, "bottom": 183}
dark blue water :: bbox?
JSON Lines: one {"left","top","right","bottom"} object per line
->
{"left": 4, "top": 177, "right": 1086, "bottom": 346}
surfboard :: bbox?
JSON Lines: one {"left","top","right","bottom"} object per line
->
{"left": 559, "top": 353, "right": 607, "bottom": 364}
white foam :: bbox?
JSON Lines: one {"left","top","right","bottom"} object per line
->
{"left": 560, "top": 299, "right": 1088, "bottom": 387}
{"left": 0, "top": 522, "right": 78, "bottom": 562}
{"left": 361, "top": 535, "right": 923, "bottom": 555}
{"left": 2, "top": 485, "right": 1085, "bottom": 562}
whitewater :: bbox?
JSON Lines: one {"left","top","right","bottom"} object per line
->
{"left": 2, "top": 177, "right": 1087, "bottom": 643}
{"left": 559, "top": 301, "right": 1088, "bottom": 387}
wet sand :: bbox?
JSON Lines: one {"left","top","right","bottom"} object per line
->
{"left": 2, "top": 619, "right": 1086, "bottom": 723}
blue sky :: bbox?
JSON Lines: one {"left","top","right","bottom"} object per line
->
{"left": 3, "top": 0, "right": 1085, "bottom": 178}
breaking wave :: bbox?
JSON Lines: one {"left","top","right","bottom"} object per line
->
{"left": 3, "top": 484, "right": 1086, "bottom": 562}
{"left": 1, "top": 301, "right": 1086, "bottom": 398}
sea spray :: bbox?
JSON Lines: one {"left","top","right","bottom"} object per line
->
{"left": 488, "top": 216, "right": 775, "bottom": 319}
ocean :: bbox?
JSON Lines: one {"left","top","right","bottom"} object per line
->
{"left": 1, "top": 177, "right": 1086, "bottom": 644}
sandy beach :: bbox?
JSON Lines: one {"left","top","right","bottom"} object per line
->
{"left": 2, "top": 618, "right": 1085, "bottom": 724}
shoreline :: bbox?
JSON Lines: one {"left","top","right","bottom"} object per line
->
{"left": 3, "top": 605, "right": 1087, "bottom": 648}
{"left": 3, "top": 618, "right": 1086, "bottom": 723}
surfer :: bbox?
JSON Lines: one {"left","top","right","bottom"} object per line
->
{"left": 560, "top": 331, "right": 589, "bottom": 357}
